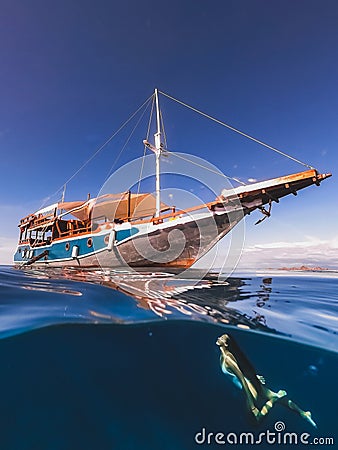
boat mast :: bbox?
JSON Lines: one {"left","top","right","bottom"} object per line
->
{"left": 154, "top": 88, "right": 162, "bottom": 218}
{"left": 61, "top": 184, "right": 66, "bottom": 203}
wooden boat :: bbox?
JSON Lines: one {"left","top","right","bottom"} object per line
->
{"left": 13, "top": 90, "right": 331, "bottom": 270}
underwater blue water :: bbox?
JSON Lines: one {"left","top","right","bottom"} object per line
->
{"left": 0, "top": 265, "right": 337, "bottom": 449}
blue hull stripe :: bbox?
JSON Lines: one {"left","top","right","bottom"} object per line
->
{"left": 14, "top": 227, "right": 139, "bottom": 263}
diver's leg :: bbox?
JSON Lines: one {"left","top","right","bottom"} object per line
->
{"left": 250, "top": 388, "right": 287, "bottom": 421}
{"left": 278, "top": 397, "right": 317, "bottom": 428}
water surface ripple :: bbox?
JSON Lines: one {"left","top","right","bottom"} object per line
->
{"left": 1, "top": 265, "right": 337, "bottom": 352}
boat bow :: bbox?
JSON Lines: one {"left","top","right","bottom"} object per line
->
{"left": 218, "top": 169, "right": 332, "bottom": 218}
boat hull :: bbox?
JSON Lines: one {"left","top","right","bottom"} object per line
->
{"left": 14, "top": 169, "right": 331, "bottom": 271}
{"left": 14, "top": 209, "right": 244, "bottom": 271}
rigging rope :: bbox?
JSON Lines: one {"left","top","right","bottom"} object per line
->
{"left": 136, "top": 95, "right": 155, "bottom": 196}
{"left": 105, "top": 96, "right": 153, "bottom": 180}
{"left": 160, "top": 109, "right": 167, "bottom": 149}
{"left": 39, "top": 88, "right": 314, "bottom": 212}
{"left": 159, "top": 90, "right": 315, "bottom": 170}
{"left": 40, "top": 94, "right": 153, "bottom": 208}
{"left": 165, "top": 149, "right": 246, "bottom": 186}
{"left": 141, "top": 92, "right": 245, "bottom": 188}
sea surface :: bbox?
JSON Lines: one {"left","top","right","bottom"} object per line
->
{"left": 0, "top": 265, "right": 337, "bottom": 449}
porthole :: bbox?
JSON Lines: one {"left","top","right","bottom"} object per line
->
{"left": 104, "top": 234, "right": 109, "bottom": 245}
{"left": 65, "top": 243, "right": 70, "bottom": 251}
{"left": 87, "top": 237, "right": 93, "bottom": 248}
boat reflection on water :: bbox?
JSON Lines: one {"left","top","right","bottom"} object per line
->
{"left": 25, "top": 267, "right": 275, "bottom": 333}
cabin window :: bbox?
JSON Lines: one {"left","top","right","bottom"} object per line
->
{"left": 37, "top": 231, "right": 44, "bottom": 241}
{"left": 29, "top": 230, "right": 37, "bottom": 243}
{"left": 58, "top": 220, "right": 68, "bottom": 233}
{"left": 45, "top": 230, "right": 52, "bottom": 244}
{"left": 92, "top": 215, "right": 108, "bottom": 227}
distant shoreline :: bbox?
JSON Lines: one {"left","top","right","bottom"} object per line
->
{"left": 276, "top": 265, "right": 338, "bottom": 273}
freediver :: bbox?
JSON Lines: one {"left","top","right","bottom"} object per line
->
{"left": 216, "top": 333, "right": 317, "bottom": 428}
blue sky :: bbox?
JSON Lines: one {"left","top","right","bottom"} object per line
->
{"left": 1, "top": 0, "right": 337, "bottom": 267}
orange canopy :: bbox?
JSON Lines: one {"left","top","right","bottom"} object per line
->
{"left": 59, "top": 193, "right": 170, "bottom": 221}
{"left": 91, "top": 193, "right": 170, "bottom": 221}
